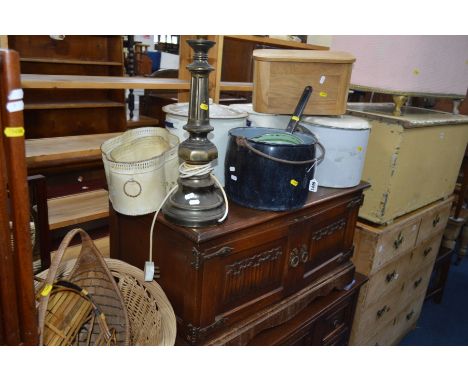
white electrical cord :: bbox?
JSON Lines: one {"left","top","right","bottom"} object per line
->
{"left": 145, "top": 161, "right": 229, "bottom": 281}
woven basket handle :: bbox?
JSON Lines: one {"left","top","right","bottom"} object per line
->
{"left": 37, "top": 228, "right": 93, "bottom": 345}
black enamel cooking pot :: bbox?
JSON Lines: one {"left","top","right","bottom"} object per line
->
{"left": 224, "top": 127, "right": 325, "bottom": 211}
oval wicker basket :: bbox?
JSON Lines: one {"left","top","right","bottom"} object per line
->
{"left": 36, "top": 256, "right": 176, "bottom": 346}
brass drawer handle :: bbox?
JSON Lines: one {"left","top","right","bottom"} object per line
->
{"left": 423, "top": 247, "right": 432, "bottom": 257}
{"left": 377, "top": 305, "right": 389, "bottom": 318}
{"left": 332, "top": 319, "right": 342, "bottom": 329}
{"left": 386, "top": 271, "right": 398, "bottom": 283}
{"left": 289, "top": 248, "right": 300, "bottom": 268}
{"left": 432, "top": 215, "right": 440, "bottom": 227}
{"left": 393, "top": 232, "right": 404, "bottom": 250}
{"left": 406, "top": 310, "right": 415, "bottom": 321}
{"left": 414, "top": 277, "right": 423, "bottom": 288}
{"left": 300, "top": 245, "right": 308, "bottom": 264}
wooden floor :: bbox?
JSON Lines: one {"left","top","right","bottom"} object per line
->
{"left": 47, "top": 189, "right": 109, "bottom": 230}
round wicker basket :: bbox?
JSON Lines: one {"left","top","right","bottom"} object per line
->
{"left": 36, "top": 257, "right": 176, "bottom": 346}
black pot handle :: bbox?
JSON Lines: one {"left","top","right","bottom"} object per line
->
{"left": 236, "top": 136, "right": 325, "bottom": 166}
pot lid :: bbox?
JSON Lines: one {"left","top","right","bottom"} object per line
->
{"left": 163, "top": 100, "right": 248, "bottom": 119}
{"left": 301, "top": 115, "right": 370, "bottom": 130}
{"left": 229, "top": 103, "right": 285, "bottom": 117}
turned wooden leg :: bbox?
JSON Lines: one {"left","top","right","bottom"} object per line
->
{"left": 452, "top": 99, "right": 463, "bottom": 115}
{"left": 392, "top": 95, "right": 408, "bottom": 116}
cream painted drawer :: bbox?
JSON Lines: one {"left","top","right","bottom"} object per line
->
{"left": 353, "top": 216, "right": 420, "bottom": 275}
{"left": 358, "top": 251, "right": 411, "bottom": 310}
{"left": 409, "top": 231, "right": 444, "bottom": 273}
{"left": 416, "top": 198, "right": 452, "bottom": 245}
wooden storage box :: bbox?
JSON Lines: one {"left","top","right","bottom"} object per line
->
{"left": 348, "top": 103, "right": 468, "bottom": 225}
{"left": 111, "top": 184, "right": 368, "bottom": 344}
{"left": 252, "top": 50, "right": 355, "bottom": 115}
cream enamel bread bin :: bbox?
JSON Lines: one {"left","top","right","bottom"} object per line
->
{"left": 101, "top": 127, "right": 179, "bottom": 216}
{"left": 163, "top": 102, "right": 248, "bottom": 186}
{"left": 300, "top": 115, "right": 370, "bottom": 188}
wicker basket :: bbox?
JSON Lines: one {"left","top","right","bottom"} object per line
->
{"left": 36, "top": 229, "right": 130, "bottom": 346}
{"left": 36, "top": 249, "right": 177, "bottom": 346}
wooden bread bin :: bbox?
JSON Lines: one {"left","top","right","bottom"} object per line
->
{"left": 252, "top": 49, "right": 355, "bottom": 115}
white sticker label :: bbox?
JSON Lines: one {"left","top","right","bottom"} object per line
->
{"left": 319, "top": 75, "right": 326, "bottom": 84}
{"left": 412, "top": 224, "right": 417, "bottom": 231}
{"left": 189, "top": 199, "right": 200, "bottom": 205}
{"left": 394, "top": 273, "right": 399, "bottom": 280}
{"left": 229, "top": 166, "right": 236, "bottom": 172}
{"left": 231, "top": 174, "right": 238, "bottom": 181}
{"left": 439, "top": 132, "right": 445, "bottom": 139}
{"left": 309, "top": 179, "right": 318, "bottom": 192}
{"left": 378, "top": 245, "right": 383, "bottom": 253}
{"left": 184, "top": 192, "right": 196, "bottom": 200}
{"left": 8, "top": 89, "right": 24, "bottom": 101}
{"left": 6, "top": 100, "right": 24, "bottom": 113}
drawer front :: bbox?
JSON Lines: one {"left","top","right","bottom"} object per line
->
{"left": 400, "top": 262, "right": 434, "bottom": 308}
{"left": 311, "top": 295, "right": 355, "bottom": 346}
{"left": 391, "top": 295, "right": 425, "bottom": 345}
{"left": 409, "top": 232, "right": 443, "bottom": 272}
{"left": 372, "top": 218, "right": 420, "bottom": 273}
{"left": 350, "top": 284, "right": 403, "bottom": 344}
{"left": 355, "top": 315, "right": 398, "bottom": 346}
{"left": 416, "top": 199, "right": 452, "bottom": 246}
{"left": 360, "top": 252, "right": 411, "bottom": 309}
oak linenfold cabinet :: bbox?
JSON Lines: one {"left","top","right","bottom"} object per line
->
{"left": 110, "top": 183, "right": 369, "bottom": 345}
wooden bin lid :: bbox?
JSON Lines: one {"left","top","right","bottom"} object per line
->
{"left": 253, "top": 49, "right": 355, "bottom": 63}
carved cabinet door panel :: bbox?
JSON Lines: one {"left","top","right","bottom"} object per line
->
{"left": 193, "top": 225, "right": 290, "bottom": 338}
{"left": 286, "top": 195, "right": 361, "bottom": 290}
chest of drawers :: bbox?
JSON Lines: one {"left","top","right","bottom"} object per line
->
{"left": 350, "top": 196, "right": 452, "bottom": 345}
{"left": 110, "top": 183, "right": 368, "bottom": 344}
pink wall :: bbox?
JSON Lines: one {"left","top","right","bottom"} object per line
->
{"left": 331, "top": 35, "right": 468, "bottom": 96}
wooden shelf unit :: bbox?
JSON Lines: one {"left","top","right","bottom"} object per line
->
{"left": 178, "top": 35, "right": 329, "bottom": 103}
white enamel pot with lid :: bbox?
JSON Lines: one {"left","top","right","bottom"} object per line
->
{"left": 163, "top": 101, "right": 248, "bottom": 186}
{"left": 299, "top": 115, "right": 371, "bottom": 188}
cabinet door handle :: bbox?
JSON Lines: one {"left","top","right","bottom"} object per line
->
{"left": 300, "top": 245, "right": 308, "bottom": 264}
{"left": 333, "top": 319, "right": 342, "bottom": 329}
{"left": 377, "top": 305, "right": 389, "bottom": 318}
{"left": 289, "top": 248, "right": 300, "bottom": 268}
{"left": 406, "top": 310, "right": 415, "bottom": 321}
{"left": 386, "top": 271, "right": 398, "bottom": 283}
{"left": 393, "top": 232, "right": 404, "bottom": 250}
{"left": 414, "top": 277, "right": 423, "bottom": 288}
{"left": 432, "top": 215, "right": 440, "bottom": 227}
{"left": 423, "top": 247, "right": 432, "bottom": 257}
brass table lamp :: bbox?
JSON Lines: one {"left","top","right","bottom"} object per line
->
{"left": 162, "top": 39, "right": 226, "bottom": 227}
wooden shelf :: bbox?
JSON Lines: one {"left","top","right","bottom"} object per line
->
{"left": 224, "top": 35, "right": 329, "bottom": 50}
{"left": 220, "top": 81, "right": 253, "bottom": 92}
{"left": 48, "top": 189, "right": 109, "bottom": 230}
{"left": 21, "top": 74, "right": 191, "bottom": 90}
{"left": 20, "top": 57, "right": 123, "bottom": 66}
{"left": 25, "top": 132, "right": 120, "bottom": 169}
{"left": 24, "top": 101, "right": 124, "bottom": 110}
{"left": 127, "top": 115, "right": 159, "bottom": 128}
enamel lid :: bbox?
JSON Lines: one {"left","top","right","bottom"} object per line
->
{"left": 301, "top": 115, "right": 370, "bottom": 130}
{"left": 228, "top": 103, "right": 284, "bottom": 117}
{"left": 163, "top": 101, "right": 248, "bottom": 119}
